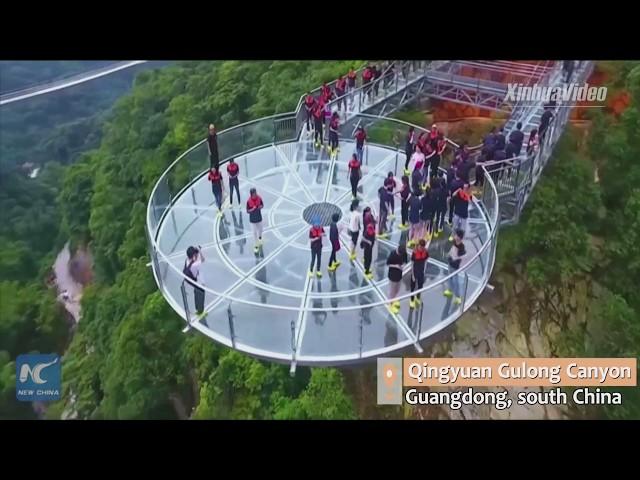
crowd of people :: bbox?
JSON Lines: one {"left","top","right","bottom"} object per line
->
{"left": 185, "top": 62, "right": 558, "bottom": 319}
{"left": 303, "top": 61, "right": 418, "bottom": 153}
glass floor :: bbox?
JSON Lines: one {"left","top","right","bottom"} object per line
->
{"left": 154, "top": 139, "right": 494, "bottom": 365}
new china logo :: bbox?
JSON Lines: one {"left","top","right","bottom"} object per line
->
{"left": 16, "top": 354, "right": 61, "bottom": 402}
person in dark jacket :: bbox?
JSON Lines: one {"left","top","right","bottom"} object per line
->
{"left": 411, "top": 160, "right": 424, "bottom": 194}
{"left": 495, "top": 126, "right": 506, "bottom": 151}
{"left": 455, "top": 143, "right": 470, "bottom": 164}
{"left": 448, "top": 170, "right": 465, "bottom": 226}
{"left": 308, "top": 217, "right": 325, "bottom": 278}
{"left": 420, "top": 187, "right": 435, "bottom": 240}
{"left": 457, "top": 156, "right": 476, "bottom": 184}
{"left": 398, "top": 175, "right": 411, "bottom": 230}
{"left": 184, "top": 245, "right": 206, "bottom": 318}
{"left": 475, "top": 152, "right": 487, "bottom": 188}
{"left": 539, "top": 104, "right": 555, "bottom": 142}
{"left": 386, "top": 244, "right": 408, "bottom": 314}
{"left": 207, "top": 124, "right": 219, "bottom": 169}
{"left": 327, "top": 213, "right": 341, "bottom": 272}
{"left": 377, "top": 186, "right": 390, "bottom": 239}
{"left": 361, "top": 221, "right": 376, "bottom": 279}
{"left": 433, "top": 172, "right": 448, "bottom": 237}
{"left": 409, "top": 239, "right": 429, "bottom": 309}
{"left": 384, "top": 171, "right": 396, "bottom": 218}
{"left": 508, "top": 122, "right": 525, "bottom": 155}
{"left": 407, "top": 188, "right": 422, "bottom": 248}
{"left": 451, "top": 183, "right": 471, "bottom": 240}
{"left": 246, "top": 188, "right": 265, "bottom": 254}
{"left": 348, "top": 153, "right": 362, "bottom": 199}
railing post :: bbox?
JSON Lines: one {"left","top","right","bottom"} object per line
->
{"left": 461, "top": 272, "right": 470, "bottom": 310}
{"left": 191, "top": 187, "right": 197, "bottom": 216}
{"left": 358, "top": 311, "right": 364, "bottom": 359}
{"left": 180, "top": 282, "right": 191, "bottom": 324}
{"left": 227, "top": 304, "right": 236, "bottom": 348}
{"left": 146, "top": 227, "right": 163, "bottom": 290}
{"left": 171, "top": 208, "right": 178, "bottom": 236}
{"left": 394, "top": 148, "right": 399, "bottom": 176}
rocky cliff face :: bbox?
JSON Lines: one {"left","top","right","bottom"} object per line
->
{"left": 409, "top": 270, "right": 601, "bottom": 420}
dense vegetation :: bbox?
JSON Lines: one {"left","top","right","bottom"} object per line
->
{"left": 0, "top": 61, "right": 160, "bottom": 419}
{"left": 1, "top": 61, "right": 365, "bottom": 419}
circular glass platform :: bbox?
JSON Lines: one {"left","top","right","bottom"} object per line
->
{"left": 146, "top": 114, "right": 499, "bottom": 366}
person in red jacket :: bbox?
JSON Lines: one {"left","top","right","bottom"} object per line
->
{"left": 226, "top": 157, "right": 240, "bottom": 207}
{"left": 304, "top": 92, "right": 316, "bottom": 135}
{"left": 313, "top": 99, "right": 325, "bottom": 148}
{"left": 207, "top": 167, "right": 224, "bottom": 216}
{"left": 246, "top": 188, "right": 265, "bottom": 254}
{"left": 432, "top": 131, "right": 447, "bottom": 179}
{"left": 308, "top": 217, "right": 325, "bottom": 278}
{"left": 347, "top": 68, "right": 357, "bottom": 107}
{"left": 354, "top": 126, "right": 367, "bottom": 162}
{"left": 321, "top": 82, "right": 333, "bottom": 104}
{"left": 362, "top": 65, "right": 374, "bottom": 100}
{"left": 409, "top": 239, "right": 429, "bottom": 309}
{"left": 328, "top": 112, "right": 340, "bottom": 157}
{"left": 348, "top": 153, "right": 362, "bottom": 199}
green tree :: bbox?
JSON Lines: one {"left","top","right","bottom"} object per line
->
{"left": 273, "top": 369, "right": 357, "bottom": 420}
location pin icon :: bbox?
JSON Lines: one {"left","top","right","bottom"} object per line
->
{"left": 383, "top": 363, "right": 397, "bottom": 387}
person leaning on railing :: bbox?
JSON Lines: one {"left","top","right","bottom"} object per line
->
{"left": 304, "top": 92, "right": 316, "bottom": 134}
{"left": 404, "top": 126, "right": 416, "bottom": 175}
{"left": 347, "top": 68, "right": 357, "bottom": 108}
{"left": 444, "top": 230, "right": 466, "bottom": 306}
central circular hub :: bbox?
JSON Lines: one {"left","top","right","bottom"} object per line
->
{"left": 302, "top": 202, "right": 342, "bottom": 226}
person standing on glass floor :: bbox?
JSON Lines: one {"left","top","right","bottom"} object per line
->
{"left": 207, "top": 166, "right": 225, "bottom": 217}
{"left": 246, "top": 187, "right": 265, "bottom": 254}
{"left": 184, "top": 245, "right": 206, "bottom": 320}
{"left": 226, "top": 157, "right": 241, "bottom": 208}
{"left": 308, "top": 217, "right": 325, "bottom": 278}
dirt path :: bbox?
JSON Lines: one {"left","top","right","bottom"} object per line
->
{"left": 52, "top": 242, "right": 84, "bottom": 323}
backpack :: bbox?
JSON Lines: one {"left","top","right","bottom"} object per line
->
{"left": 183, "top": 260, "right": 197, "bottom": 287}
